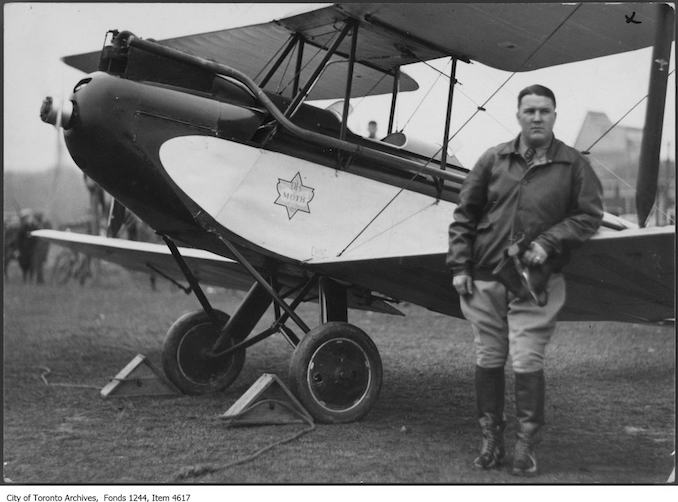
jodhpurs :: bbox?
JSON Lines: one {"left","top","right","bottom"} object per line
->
{"left": 460, "top": 273, "right": 566, "bottom": 373}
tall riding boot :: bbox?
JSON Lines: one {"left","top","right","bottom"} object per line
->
{"left": 512, "top": 370, "right": 545, "bottom": 476}
{"left": 473, "top": 365, "right": 506, "bottom": 469}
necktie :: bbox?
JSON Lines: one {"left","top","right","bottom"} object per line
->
{"left": 524, "top": 147, "right": 535, "bottom": 168}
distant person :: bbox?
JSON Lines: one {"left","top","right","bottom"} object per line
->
{"left": 447, "top": 85, "right": 603, "bottom": 476}
{"left": 367, "top": 120, "right": 378, "bottom": 139}
{"left": 121, "top": 211, "right": 158, "bottom": 291}
{"left": 3, "top": 217, "right": 21, "bottom": 278}
{"left": 17, "top": 210, "right": 39, "bottom": 283}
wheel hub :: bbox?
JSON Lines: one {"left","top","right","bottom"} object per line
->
{"left": 177, "top": 322, "right": 235, "bottom": 384}
{"left": 307, "top": 338, "right": 371, "bottom": 411}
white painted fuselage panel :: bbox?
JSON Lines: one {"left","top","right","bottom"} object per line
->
{"left": 160, "top": 136, "right": 455, "bottom": 263}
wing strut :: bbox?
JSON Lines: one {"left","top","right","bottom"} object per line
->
{"left": 161, "top": 235, "right": 222, "bottom": 327}
{"left": 340, "top": 20, "right": 359, "bottom": 143}
{"left": 292, "top": 36, "right": 305, "bottom": 96}
{"left": 258, "top": 34, "right": 299, "bottom": 90}
{"left": 283, "top": 22, "right": 352, "bottom": 119}
{"left": 440, "top": 58, "right": 458, "bottom": 172}
{"left": 193, "top": 212, "right": 312, "bottom": 335}
{"left": 636, "top": 3, "right": 674, "bottom": 227}
{"left": 387, "top": 66, "right": 400, "bottom": 135}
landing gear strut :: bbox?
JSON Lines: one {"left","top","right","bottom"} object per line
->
{"left": 159, "top": 233, "right": 383, "bottom": 422}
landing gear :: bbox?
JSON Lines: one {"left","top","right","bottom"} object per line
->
{"left": 159, "top": 233, "right": 385, "bottom": 422}
{"left": 162, "top": 310, "right": 245, "bottom": 395}
{"left": 289, "top": 322, "right": 382, "bottom": 423}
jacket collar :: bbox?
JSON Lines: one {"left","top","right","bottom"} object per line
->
{"left": 497, "top": 135, "right": 573, "bottom": 164}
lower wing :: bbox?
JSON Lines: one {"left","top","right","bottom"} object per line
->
{"left": 561, "top": 226, "right": 674, "bottom": 324}
{"left": 32, "top": 229, "right": 254, "bottom": 291}
{"left": 31, "top": 229, "right": 403, "bottom": 316}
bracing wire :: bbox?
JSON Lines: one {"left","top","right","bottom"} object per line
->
{"left": 588, "top": 155, "right": 674, "bottom": 223}
{"left": 581, "top": 68, "right": 675, "bottom": 223}
{"left": 400, "top": 60, "right": 449, "bottom": 131}
{"left": 335, "top": 201, "right": 438, "bottom": 258}
{"left": 253, "top": 34, "right": 295, "bottom": 82}
{"left": 277, "top": 32, "right": 343, "bottom": 97}
{"left": 453, "top": 84, "right": 515, "bottom": 137}
{"left": 336, "top": 2, "right": 585, "bottom": 257}
{"left": 411, "top": 58, "right": 516, "bottom": 137}
{"left": 448, "top": 2, "right": 584, "bottom": 142}
{"left": 351, "top": 71, "right": 388, "bottom": 112}
{"left": 582, "top": 68, "right": 675, "bottom": 154}
{"left": 275, "top": 45, "right": 295, "bottom": 94}
{"left": 589, "top": 156, "right": 635, "bottom": 192}
{"left": 334, "top": 62, "right": 457, "bottom": 257}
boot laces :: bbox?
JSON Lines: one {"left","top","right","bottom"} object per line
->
{"left": 481, "top": 428, "right": 499, "bottom": 454}
{"left": 514, "top": 438, "right": 535, "bottom": 468}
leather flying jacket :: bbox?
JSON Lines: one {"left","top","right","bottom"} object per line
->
{"left": 447, "top": 135, "right": 604, "bottom": 280}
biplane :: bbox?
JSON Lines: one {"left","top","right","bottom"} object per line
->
{"left": 35, "top": 3, "right": 674, "bottom": 423}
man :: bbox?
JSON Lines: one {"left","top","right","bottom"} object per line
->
{"left": 17, "top": 209, "right": 39, "bottom": 283}
{"left": 447, "top": 85, "right": 603, "bottom": 476}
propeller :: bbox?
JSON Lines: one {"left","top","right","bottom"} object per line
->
{"left": 40, "top": 94, "right": 130, "bottom": 237}
{"left": 39, "top": 95, "right": 73, "bottom": 226}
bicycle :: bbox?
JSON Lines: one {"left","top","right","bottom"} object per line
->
{"left": 50, "top": 248, "right": 92, "bottom": 285}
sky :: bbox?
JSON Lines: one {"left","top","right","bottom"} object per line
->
{"left": 3, "top": 2, "right": 675, "bottom": 173}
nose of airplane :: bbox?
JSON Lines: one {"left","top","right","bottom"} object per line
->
{"left": 39, "top": 96, "right": 74, "bottom": 129}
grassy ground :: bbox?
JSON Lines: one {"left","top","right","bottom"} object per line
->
{"left": 2, "top": 263, "right": 675, "bottom": 484}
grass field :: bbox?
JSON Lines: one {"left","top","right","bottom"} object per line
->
{"left": 2, "top": 263, "right": 675, "bottom": 484}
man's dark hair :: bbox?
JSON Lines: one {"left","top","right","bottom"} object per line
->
{"left": 518, "top": 85, "right": 556, "bottom": 108}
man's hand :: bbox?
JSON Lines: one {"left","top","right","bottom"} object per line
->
{"left": 522, "top": 241, "right": 548, "bottom": 266}
{"left": 453, "top": 274, "right": 473, "bottom": 296}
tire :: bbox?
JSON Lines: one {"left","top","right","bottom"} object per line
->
{"left": 289, "top": 322, "right": 382, "bottom": 424}
{"left": 162, "top": 310, "right": 245, "bottom": 395}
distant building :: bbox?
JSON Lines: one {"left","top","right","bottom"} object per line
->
{"left": 573, "top": 111, "right": 675, "bottom": 225}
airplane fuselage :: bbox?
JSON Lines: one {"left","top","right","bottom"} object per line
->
{"left": 62, "top": 68, "right": 463, "bottom": 315}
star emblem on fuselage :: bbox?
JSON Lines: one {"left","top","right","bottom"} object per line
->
{"left": 274, "top": 172, "right": 315, "bottom": 219}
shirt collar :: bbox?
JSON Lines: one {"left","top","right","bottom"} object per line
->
{"left": 497, "top": 134, "right": 571, "bottom": 164}
{"left": 518, "top": 135, "right": 551, "bottom": 158}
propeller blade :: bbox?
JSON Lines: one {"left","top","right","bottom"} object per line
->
{"left": 40, "top": 95, "right": 66, "bottom": 222}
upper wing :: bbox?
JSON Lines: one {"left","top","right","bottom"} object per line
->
{"left": 61, "top": 18, "right": 418, "bottom": 100}
{"left": 62, "top": 3, "right": 664, "bottom": 99}
{"left": 322, "top": 2, "right": 664, "bottom": 71}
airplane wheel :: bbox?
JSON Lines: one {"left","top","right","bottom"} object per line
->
{"left": 162, "top": 310, "right": 245, "bottom": 395}
{"left": 289, "top": 322, "right": 382, "bottom": 424}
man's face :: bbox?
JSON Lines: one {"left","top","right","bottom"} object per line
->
{"left": 516, "top": 94, "right": 556, "bottom": 147}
